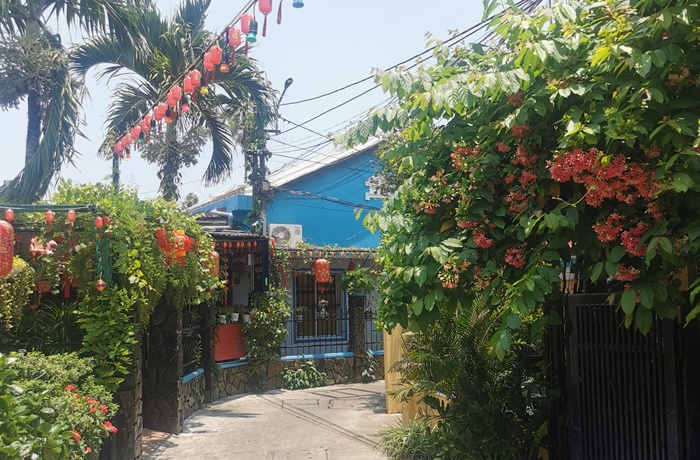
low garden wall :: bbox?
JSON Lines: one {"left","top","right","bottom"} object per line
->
{"left": 182, "top": 353, "right": 385, "bottom": 424}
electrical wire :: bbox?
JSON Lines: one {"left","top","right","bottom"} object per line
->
{"left": 275, "top": 187, "right": 381, "bottom": 211}
{"left": 277, "top": 0, "right": 538, "bottom": 136}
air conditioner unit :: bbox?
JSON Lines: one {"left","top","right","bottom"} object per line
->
{"left": 268, "top": 224, "right": 303, "bottom": 247}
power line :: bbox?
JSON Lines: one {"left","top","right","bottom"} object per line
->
{"left": 277, "top": 0, "right": 538, "bottom": 136}
{"left": 275, "top": 186, "right": 381, "bottom": 210}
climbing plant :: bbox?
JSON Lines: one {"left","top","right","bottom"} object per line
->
{"left": 339, "top": 0, "right": 700, "bottom": 356}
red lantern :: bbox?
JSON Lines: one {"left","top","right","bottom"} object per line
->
{"left": 4, "top": 209, "right": 14, "bottom": 222}
{"left": 167, "top": 92, "right": 177, "bottom": 107}
{"left": 210, "top": 46, "right": 223, "bottom": 65}
{"left": 314, "top": 258, "right": 331, "bottom": 284}
{"left": 203, "top": 52, "right": 214, "bottom": 72}
{"left": 103, "top": 216, "right": 111, "bottom": 227}
{"left": 184, "top": 76, "right": 194, "bottom": 93}
{"left": 241, "top": 13, "right": 252, "bottom": 34}
{"left": 347, "top": 260, "right": 356, "bottom": 271}
{"left": 45, "top": 210, "right": 55, "bottom": 224}
{"left": 173, "top": 230, "right": 192, "bottom": 258}
{"left": 172, "top": 84, "right": 182, "bottom": 99}
{"left": 0, "top": 220, "right": 14, "bottom": 277}
{"left": 190, "top": 69, "right": 202, "bottom": 87}
{"left": 95, "top": 216, "right": 103, "bottom": 229}
{"left": 258, "top": 0, "right": 272, "bottom": 36}
{"left": 228, "top": 27, "right": 242, "bottom": 47}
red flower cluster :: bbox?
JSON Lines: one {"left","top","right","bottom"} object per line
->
{"left": 549, "top": 148, "right": 658, "bottom": 207}
{"left": 496, "top": 142, "right": 511, "bottom": 153}
{"left": 474, "top": 231, "right": 493, "bottom": 249}
{"left": 511, "top": 124, "right": 530, "bottom": 140}
{"left": 505, "top": 244, "right": 527, "bottom": 268}
{"left": 104, "top": 421, "right": 118, "bottom": 434}
{"left": 506, "top": 92, "right": 523, "bottom": 106}
{"left": 451, "top": 146, "right": 479, "bottom": 171}
{"left": 621, "top": 222, "right": 650, "bottom": 257}
{"left": 592, "top": 213, "right": 623, "bottom": 243}
{"left": 512, "top": 145, "right": 538, "bottom": 168}
{"left": 615, "top": 265, "right": 641, "bottom": 283}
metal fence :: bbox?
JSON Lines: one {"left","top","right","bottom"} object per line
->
{"left": 280, "top": 305, "right": 383, "bottom": 357}
{"left": 182, "top": 306, "right": 203, "bottom": 376}
{"left": 547, "top": 293, "right": 686, "bottom": 459}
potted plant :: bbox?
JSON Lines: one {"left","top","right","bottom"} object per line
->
{"left": 340, "top": 267, "right": 374, "bottom": 296}
{"left": 231, "top": 304, "right": 247, "bottom": 323}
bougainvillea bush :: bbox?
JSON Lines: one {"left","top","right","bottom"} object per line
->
{"left": 340, "top": 0, "right": 700, "bottom": 355}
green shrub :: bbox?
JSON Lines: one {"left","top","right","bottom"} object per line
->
{"left": 378, "top": 421, "right": 442, "bottom": 460}
{"left": 2, "top": 352, "right": 118, "bottom": 458}
{"left": 282, "top": 361, "right": 326, "bottom": 390}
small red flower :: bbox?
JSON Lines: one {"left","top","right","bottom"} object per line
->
{"left": 101, "top": 405, "right": 109, "bottom": 414}
{"left": 65, "top": 385, "right": 75, "bottom": 392}
{"left": 104, "top": 421, "right": 112, "bottom": 429}
{"left": 111, "top": 427, "right": 118, "bottom": 434}
{"left": 89, "top": 407, "right": 97, "bottom": 414}
{"left": 72, "top": 430, "right": 82, "bottom": 442}
{"left": 86, "top": 447, "right": 92, "bottom": 454}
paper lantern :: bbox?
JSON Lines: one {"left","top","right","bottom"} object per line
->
{"left": 220, "top": 54, "right": 230, "bottom": 73}
{"left": 0, "top": 220, "right": 14, "bottom": 277}
{"left": 184, "top": 76, "right": 194, "bottom": 93}
{"left": 190, "top": 69, "right": 202, "bottom": 87}
{"left": 314, "top": 258, "right": 330, "bottom": 283}
{"left": 45, "top": 210, "right": 55, "bottom": 224}
{"left": 173, "top": 230, "right": 192, "bottom": 257}
{"left": 4, "top": 209, "right": 13, "bottom": 222}
{"left": 293, "top": 0, "right": 304, "bottom": 7}
{"left": 210, "top": 45, "right": 222, "bottom": 65}
{"left": 228, "top": 27, "right": 242, "bottom": 47}
{"left": 203, "top": 52, "right": 214, "bottom": 72}
{"left": 241, "top": 13, "right": 252, "bottom": 34}
{"left": 347, "top": 260, "right": 356, "bottom": 271}
{"left": 172, "top": 84, "right": 182, "bottom": 99}
{"left": 259, "top": 0, "right": 272, "bottom": 36}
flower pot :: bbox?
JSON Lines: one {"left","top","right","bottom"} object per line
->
{"left": 218, "top": 314, "right": 228, "bottom": 324}
{"left": 243, "top": 314, "right": 251, "bottom": 324}
{"left": 231, "top": 312, "right": 240, "bottom": 323}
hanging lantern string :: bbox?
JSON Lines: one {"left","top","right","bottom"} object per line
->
{"left": 108, "top": 0, "right": 259, "bottom": 151}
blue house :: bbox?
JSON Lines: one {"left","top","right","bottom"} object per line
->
{"left": 192, "top": 138, "right": 384, "bottom": 358}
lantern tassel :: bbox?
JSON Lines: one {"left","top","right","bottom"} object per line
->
{"left": 277, "top": 0, "right": 283, "bottom": 24}
{"left": 64, "top": 271, "right": 70, "bottom": 299}
{"left": 263, "top": 14, "right": 268, "bottom": 37}
{"left": 231, "top": 50, "right": 235, "bottom": 66}
{"left": 244, "top": 40, "right": 249, "bottom": 56}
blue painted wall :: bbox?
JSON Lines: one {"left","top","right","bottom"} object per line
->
{"left": 267, "top": 149, "right": 381, "bottom": 248}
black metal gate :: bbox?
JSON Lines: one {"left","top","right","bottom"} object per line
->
{"left": 547, "top": 294, "right": 699, "bottom": 460}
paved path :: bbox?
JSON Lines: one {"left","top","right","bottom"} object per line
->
{"left": 143, "top": 381, "right": 399, "bottom": 460}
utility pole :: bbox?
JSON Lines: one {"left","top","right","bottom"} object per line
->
{"left": 249, "top": 78, "right": 293, "bottom": 236}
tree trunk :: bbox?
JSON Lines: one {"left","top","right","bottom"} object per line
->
{"left": 160, "top": 124, "right": 180, "bottom": 201}
{"left": 25, "top": 90, "right": 41, "bottom": 165}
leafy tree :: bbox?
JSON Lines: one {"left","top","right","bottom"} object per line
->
{"left": 340, "top": 0, "right": 700, "bottom": 355}
{"left": 181, "top": 191, "right": 199, "bottom": 209}
{"left": 0, "top": 0, "right": 142, "bottom": 203}
{"left": 72, "top": 0, "right": 275, "bottom": 201}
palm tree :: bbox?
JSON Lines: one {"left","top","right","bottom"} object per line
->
{"left": 73, "top": 0, "right": 275, "bottom": 201}
{"left": 0, "top": 0, "right": 144, "bottom": 203}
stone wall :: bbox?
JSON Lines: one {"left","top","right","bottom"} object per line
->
{"left": 144, "top": 301, "right": 184, "bottom": 435}
{"left": 204, "top": 354, "right": 385, "bottom": 405}
{"left": 99, "top": 331, "right": 144, "bottom": 460}
{"left": 181, "top": 373, "right": 206, "bottom": 421}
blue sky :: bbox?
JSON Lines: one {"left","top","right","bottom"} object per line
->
{"left": 0, "top": 0, "right": 484, "bottom": 203}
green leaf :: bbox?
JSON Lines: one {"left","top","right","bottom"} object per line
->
{"left": 441, "top": 238, "right": 463, "bottom": 249}
{"left": 621, "top": 289, "right": 636, "bottom": 315}
{"left": 591, "top": 262, "right": 604, "bottom": 282}
{"left": 639, "top": 285, "right": 654, "bottom": 309}
{"left": 609, "top": 246, "right": 626, "bottom": 263}
{"left": 672, "top": 173, "right": 693, "bottom": 192}
{"left": 635, "top": 308, "right": 653, "bottom": 334}
{"left": 506, "top": 314, "right": 521, "bottom": 329}
{"left": 412, "top": 298, "right": 424, "bottom": 315}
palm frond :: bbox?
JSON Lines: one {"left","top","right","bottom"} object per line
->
{"left": 2, "top": 64, "right": 80, "bottom": 203}
{"left": 197, "top": 102, "right": 235, "bottom": 184}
